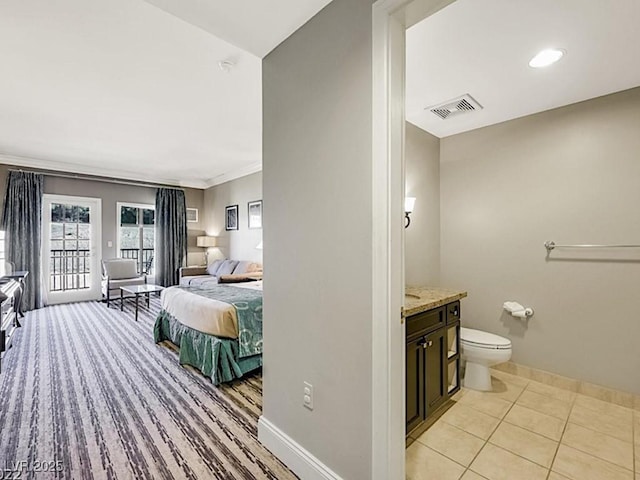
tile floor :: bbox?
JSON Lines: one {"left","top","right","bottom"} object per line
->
{"left": 406, "top": 369, "right": 639, "bottom": 480}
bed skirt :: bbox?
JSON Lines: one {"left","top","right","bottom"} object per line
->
{"left": 154, "top": 310, "right": 262, "bottom": 385}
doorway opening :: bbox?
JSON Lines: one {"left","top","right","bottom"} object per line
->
{"left": 42, "top": 194, "right": 102, "bottom": 304}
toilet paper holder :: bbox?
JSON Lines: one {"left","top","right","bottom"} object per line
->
{"left": 503, "top": 301, "right": 534, "bottom": 319}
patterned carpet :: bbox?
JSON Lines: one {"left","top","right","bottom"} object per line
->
{"left": 0, "top": 296, "right": 296, "bottom": 480}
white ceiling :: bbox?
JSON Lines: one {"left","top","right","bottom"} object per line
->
{"left": 143, "top": 0, "right": 334, "bottom": 58}
{"left": 0, "top": 0, "right": 331, "bottom": 188}
{"left": 406, "top": 0, "right": 640, "bottom": 138}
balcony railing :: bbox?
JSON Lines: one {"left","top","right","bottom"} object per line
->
{"left": 49, "top": 248, "right": 154, "bottom": 292}
{"left": 120, "top": 248, "right": 154, "bottom": 275}
{"left": 49, "top": 249, "right": 91, "bottom": 292}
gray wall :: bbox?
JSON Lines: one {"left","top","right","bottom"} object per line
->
{"left": 202, "top": 172, "right": 262, "bottom": 263}
{"left": 0, "top": 164, "right": 205, "bottom": 266}
{"left": 405, "top": 122, "right": 441, "bottom": 286}
{"left": 262, "top": 0, "right": 373, "bottom": 477}
{"left": 440, "top": 87, "right": 640, "bottom": 394}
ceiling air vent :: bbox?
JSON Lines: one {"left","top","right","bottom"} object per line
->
{"left": 427, "top": 94, "right": 483, "bottom": 120}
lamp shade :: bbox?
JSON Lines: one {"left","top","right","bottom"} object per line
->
{"left": 405, "top": 197, "right": 416, "bottom": 213}
{"left": 197, "top": 236, "right": 217, "bottom": 248}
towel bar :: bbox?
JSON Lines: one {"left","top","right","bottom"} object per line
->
{"left": 544, "top": 241, "right": 640, "bottom": 252}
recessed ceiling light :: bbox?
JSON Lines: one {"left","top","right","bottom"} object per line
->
{"left": 529, "top": 48, "right": 565, "bottom": 68}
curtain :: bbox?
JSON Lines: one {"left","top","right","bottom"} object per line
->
{"left": 1, "top": 171, "right": 44, "bottom": 310}
{"left": 155, "top": 188, "right": 187, "bottom": 287}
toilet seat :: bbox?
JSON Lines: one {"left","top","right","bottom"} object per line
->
{"left": 460, "top": 327, "right": 511, "bottom": 350}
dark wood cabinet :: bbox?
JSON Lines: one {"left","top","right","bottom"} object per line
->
{"left": 406, "top": 335, "right": 425, "bottom": 433}
{"left": 406, "top": 300, "right": 461, "bottom": 437}
{"left": 425, "top": 328, "right": 446, "bottom": 416}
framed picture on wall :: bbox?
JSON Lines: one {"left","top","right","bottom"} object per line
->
{"left": 248, "top": 200, "right": 262, "bottom": 229}
{"left": 225, "top": 205, "right": 239, "bottom": 231}
{"left": 186, "top": 208, "right": 198, "bottom": 223}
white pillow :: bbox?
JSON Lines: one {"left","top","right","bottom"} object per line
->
{"left": 206, "top": 259, "right": 225, "bottom": 276}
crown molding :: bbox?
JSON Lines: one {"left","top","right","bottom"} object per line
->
{"left": 203, "top": 161, "right": 262, "bottom": 188}
{"left": 0, "top": 153, "right": 262, "bottom": 189}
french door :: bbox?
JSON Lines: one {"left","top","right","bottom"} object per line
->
{"left": 42, "top": 195, "right": 102, "bottom": 304}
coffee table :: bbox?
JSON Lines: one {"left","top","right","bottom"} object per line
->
{"left": 120, "top": 284, "right": 164, "bottom": 321}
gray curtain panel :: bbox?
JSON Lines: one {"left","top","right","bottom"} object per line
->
{"left": 1, "top": 171, "right": 44, "bottom": 310}
{"left": 155, "top": 188, "right": 187, "bottom": 287}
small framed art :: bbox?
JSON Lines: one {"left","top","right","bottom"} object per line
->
{"left": 225, "top": 205, "right": 239, "bottom": 230}
{"left": 186, "top": 208, "right": 198, "bottom": 223}
{"left": 248, "top": 200, "right": 262, "bottom": 229}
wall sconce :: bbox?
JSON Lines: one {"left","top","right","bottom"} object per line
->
{"left": 404, "top": 197, "right": 416, "bottom": 228}
{"left": 256, "top": 240, "right": 263, "bottom": 250}
{"left": 197, "top": 236, "right": 217, "bottom": 265}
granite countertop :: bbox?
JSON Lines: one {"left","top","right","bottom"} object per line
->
{"left": 404, "top": 286, "right": 467, "bottom": 316}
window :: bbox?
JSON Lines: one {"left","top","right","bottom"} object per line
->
{"left": 117, "top": 203, "right": 154, "bottom": 274}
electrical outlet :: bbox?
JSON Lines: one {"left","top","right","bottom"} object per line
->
{"left": 303, "top": 381, "right": 313, "bottom": 410}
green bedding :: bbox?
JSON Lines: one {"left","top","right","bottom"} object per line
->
{"left": 154, "top": 310, "right": 262, "bottom": 385}
{"left": 173, "top": 284, "right": 263, "bottom": 358}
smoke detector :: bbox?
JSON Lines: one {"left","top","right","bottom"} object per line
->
{"left": 218, "top": 60, "right": 235, "bottom": 73}
{"left": 427, "top": 94, "right": 483, "bottom": 120}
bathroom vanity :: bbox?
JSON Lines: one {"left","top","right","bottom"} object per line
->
{"left": 405, "top": 286, "right": 467, "bottom": 437}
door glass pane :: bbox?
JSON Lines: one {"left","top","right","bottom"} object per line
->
{"left": 48, "top": 201, "right": 91, "bottom": 292}
{"left": 142, "top": 226, "right": 154, "bottom": 249}
{"left": 64, "top": 205, "right": 78, "bottom": 222}
{"left": 78, "top": 224, "right": 90, "bottom": 239}
{"left": 51, "top": 223, "right": 64, "bottom": 239}
{"left": 78, "top": 206, "right": 90, "bottom": 224}
{"left": 51, "top": 203, "right": 64, "bottom": 222}
{"left": 121, "top": 206, "right": 138, "bottom": 225}
{"left": 143, "top": 209, "right": 154, "bottom": 225}
{"left": 64, "top": 223, "right": 78, "bottom": 239}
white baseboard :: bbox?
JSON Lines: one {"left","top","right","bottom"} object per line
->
{"left": 258, "top": 416, "right": 343, "bottom": 480}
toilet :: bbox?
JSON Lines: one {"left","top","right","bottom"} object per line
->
{"left": 460, "top": 327, "right": 512, "bottom": 391}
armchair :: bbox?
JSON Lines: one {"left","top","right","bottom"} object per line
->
{"left": 101, "top": 259, "right": 147, "bottom": 308}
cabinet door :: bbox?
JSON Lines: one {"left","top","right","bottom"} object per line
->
{"left": 425, "top": 328, "right": 446, "bottom": 416}
{"left": 406, "top": 336, "right": 425, "bottom": 433}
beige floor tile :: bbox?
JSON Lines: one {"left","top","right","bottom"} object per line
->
{"left": 460, "top": 471, "right": 488, "bottom": 480}
{"left": 458, "top": 390, "right": 514, "bottom": 419}
{"left": 633, "top": 412, "right": 639, "bottom": 445}
{"left": 486, "top": 375, "right": 526, "bottom": 403}
{"left": 548, "top": 472, "right": 572, "bottom": 480}
{"left": 526, "top": 380, "right": 577, "bottom": 404}
{"left": 562, "top": 423, "right": 633, "bottom": 470}
{"left": 440, "top": 403, "right": 500, "bottom": 440}
{"left": 451, "top": 388, "right": 468, "bottom": 402}
{"left": 489, "top": 421, "right": 558, "bottom": 468}
{"left": 503, "top": 404, "right": 566, "bottom": 441}
{"left": 569, "top": 404, "right": 633, "bottom": 443}
{"left": 552, "top": 444, "right": 633, "bottom": 480}
{"left": 416, "top": 420, "right": 485, "bottom": 467}
{"left": 406, "top": 442, "right": 465, "bottom": 480}
{"left": 574, "top": 395, "right": 633, "bottom": 423}
{"left": 469, "top": 443, "right": 548, "bottom": 480}
{"left": 517, "top": 390, "right": 572, "bottom": 420}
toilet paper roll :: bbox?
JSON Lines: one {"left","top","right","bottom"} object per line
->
{"left": 512, "top": 309, "right": 528, "bottom": 318}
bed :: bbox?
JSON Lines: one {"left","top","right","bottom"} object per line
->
{"left": 153, "top": 281, "right": 263, "bottom": 385}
